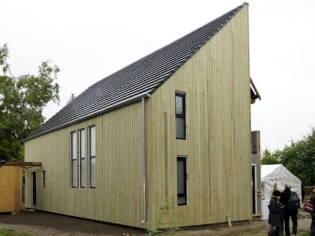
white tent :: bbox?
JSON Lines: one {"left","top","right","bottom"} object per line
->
{"left": 261, "top": 164, "right": 302, "bottom": 220}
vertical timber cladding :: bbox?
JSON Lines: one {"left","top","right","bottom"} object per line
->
{"left": 146, "top": 5, "right": 251, "bottom": 227}
{"left": 24, "top": 102, "right": 143, "bottom": 228}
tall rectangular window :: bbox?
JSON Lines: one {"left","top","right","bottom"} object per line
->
{"left": 42, "top": 170, "right": 46, "bottom": 188}
{"left": 177, "top": 157, "right": 187, "bottom": 205}
{"left": 89, "top": 126, "right": 96, "bottom": 188}
{"left": 79, "top": 129, "right": 86, "bottom": 188}
{"left": 175, "top": 93, "right": 186, "bottom": 139}
{"left": 70, "top": 131, "right": 77, "bottom": 188}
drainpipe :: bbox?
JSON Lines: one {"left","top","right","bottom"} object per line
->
{"left": 141, "top": 94, "right": 150, "bottom": 224}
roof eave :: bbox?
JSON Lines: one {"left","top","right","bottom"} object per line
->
{"left": 25, "top": 92, "right": 152, "bottom": 142}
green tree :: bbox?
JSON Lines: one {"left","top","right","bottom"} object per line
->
{"left": 261, "top": 148, "right": 280, "bottom": 164}
{"left": 0, "top": 43, "right": 60, "bottom": 161}
{"left": 278, "top": 127, "right": 315, "bottom": 185}
{"left": 67, "top": 93, "right": 76, "bottom": 104}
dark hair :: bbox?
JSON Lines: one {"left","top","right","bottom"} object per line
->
{"left": 273, "top": 190, "right": 281, "bottom": 196}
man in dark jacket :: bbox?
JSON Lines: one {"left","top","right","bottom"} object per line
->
{"left": 311, "top": 187, "right": 315, "bottom": 236}
{"left": 280, "top": 184, "right": 298, "bottom": 236}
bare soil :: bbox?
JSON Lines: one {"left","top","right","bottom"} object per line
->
{"left": 0, "top": 211, "right": 312, "bottom": 236}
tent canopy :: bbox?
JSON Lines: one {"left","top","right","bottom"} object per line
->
{"left": 261, "top": 164, "right": 302, "bottom": 201}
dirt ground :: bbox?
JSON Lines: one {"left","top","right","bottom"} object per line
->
{"left": 0, "top": 211, "right": 312, "bottom": 236}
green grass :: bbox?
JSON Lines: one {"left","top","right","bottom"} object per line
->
{"left": 0, "top": 227, "right": 32, "bottom": 236}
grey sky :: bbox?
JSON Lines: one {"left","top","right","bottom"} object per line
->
{"left": 1, "top": 0, "right": 315, "bottom": 152}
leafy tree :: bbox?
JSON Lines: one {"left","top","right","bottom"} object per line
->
{"left": 67, "top": 93, "right": 76, "bottom": 104}
{"left": 278, "top": 127, "right": 315, "bottom": 185}
{"left": 264, "top": 127, "right": 315, "bottom": 186}
{"left": 261, "top": 148, "right": 280, "bottom": 164}
{"left": 0, "top": 43, "right": 60, "bottom": 161}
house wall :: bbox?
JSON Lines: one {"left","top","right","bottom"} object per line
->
{"left": 0, "top": 166, "right": 22, "bottom": 213}
{"left": 145, "top": 5, "right": 251, "bottom": 227}
{"left": 25, "top": 102, "right": 144, "bottom": 227}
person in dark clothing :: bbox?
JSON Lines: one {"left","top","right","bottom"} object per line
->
{"left": 268, "top": 190, "right": 284, "bottom": 235}
{"left": 311, "top": 187, "right": 315, "bottom": 236}
{"left": 301, "top": 185, "right": 305, "bottom": 203}
{"left": 280, "top": 184, "right": 298, "bottom": 236}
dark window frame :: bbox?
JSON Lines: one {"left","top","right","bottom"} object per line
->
{"left": 42, "top": 170, "right": 46, "bottom": 188}
{"left": 175, "top": 92, "right": 186, "bottom": 139}
{"left": 70, "top": 131, "right": 77, "bottom": 188}
{"left": 177, "top": 156, "right": 187, "bottom": 206}
{"left": 89, "top": 126, "right": 96, "bottom": 189}
{"left": 79, "top": 129, "right": 86, "bottom": 188}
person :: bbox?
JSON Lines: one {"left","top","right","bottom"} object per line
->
{"left": 280, "top": 184, "right": 298, "bottom": 236}
{"left": 272, "top": 183, "right": 278, "bottom": 192}
{"left": 268, "top": 190, "right": 284, "bottom": 235}
{"left": 270, "top": 183, "right": 278, "bottom": 199}
{"left": 310, "top": 187, "right": 315, "bottom": 236}
{"left": 301, "top": 185, "right": 305, "bottom": 203}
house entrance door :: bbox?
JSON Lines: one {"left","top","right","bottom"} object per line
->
{"left": 32, "top": 172, "right": 36, "bottom": 206}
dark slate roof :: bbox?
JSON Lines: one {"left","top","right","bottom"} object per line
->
{"left": 26, "top": 3, "right": 247, "bottom": 141}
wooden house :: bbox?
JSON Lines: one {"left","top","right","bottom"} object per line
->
{"left": 24, "top": 3, "right": 261, "bottom": 228}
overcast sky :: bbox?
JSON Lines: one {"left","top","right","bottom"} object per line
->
{"left": 1, "top": 0, "right": 315, "bottom": 152}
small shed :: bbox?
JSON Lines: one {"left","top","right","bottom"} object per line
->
{"left": 0, "top": 161, "right": 41, "bottom": 214}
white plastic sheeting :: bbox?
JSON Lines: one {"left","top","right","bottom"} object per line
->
{"left": 261, "top": 164, "right": 302, "bottom": 220}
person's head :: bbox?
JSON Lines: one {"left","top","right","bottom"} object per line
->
{"left": 272, "top": 190, "right": 281, "bottom": 200}
{"left": 285, "top": 184, "right": 291, "bottom": 190}
{"left": 311, "top": 187, "right": 315, "bottom": 193}
{"left": 273, "top": 183, "right": 277, "bottom": 188}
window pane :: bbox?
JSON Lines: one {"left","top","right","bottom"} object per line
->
{"left": 177, "top": 158, "right": 187, "bottom": 205}
{"left": 72, "top": 160, "right": 77, "bottom": 188}
{"left": 80, "top": 158, "right": 86, "bottom": 188}
{"left": 176, "top": 96, "right": 183, "bottom": 115}
{"left": 178, "top": 196, "right": 186, "bottom": 205}
{"left": 177, "top": 160, "right": 185, "bottom": 194}
{"left": 90, "top": 127, "right": 96, "bottom": 156}
{"left": 80, "top": 130, "right": 85, "bottom": 157}
{"left": 71, "top": 132, "right": 77, "bottom": 160}
{"left": 176, "top": 118, "right": 185, "bottom": 139}
{"left": 42, "top": 171, "right": 46, "bottom": 188}
{"left": 90, "top": 157, "right": 96, "bottom": 188}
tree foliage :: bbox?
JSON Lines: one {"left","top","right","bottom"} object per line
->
{"left": 261, "top": 148, "right": 280, "bottom": 164}
{"left": 264, "top": 127, "right": 315, "bottom": 186}
{"left": 0, "top": 43, "right": 60, "bottom": 161}
{"left": 67, "top": 93, "right": 76, "bottom": 104}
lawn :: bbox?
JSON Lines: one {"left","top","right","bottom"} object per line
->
{"left": 0, "top": 227, "right": 32, "bottom": 236}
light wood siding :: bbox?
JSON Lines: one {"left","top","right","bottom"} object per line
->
{"left": 25, "top": 102, "right": 143, "bottom": 227}
{"left": 146, "top": 6, "right": 251, "bottom": 227}
{"left": 0, "top": 166, "right": 22, "bottom": 213}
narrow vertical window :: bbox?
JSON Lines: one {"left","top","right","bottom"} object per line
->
{"left": 79, "top": 129, "right": 86, "bottom": 188}
{"left": 70, "top": 131, "right": 77, "bottom": 188}
{"left": 89, "top": 126, "right": 96, "bottom": 188}
{"left": 177, "top": 157, "right": 187, "bottom": 205}
{"left": 175, "top": 93, "right": 186, "bottom": 139}
{"left": 42, "top": 170, "right": 46, "bottom": 188}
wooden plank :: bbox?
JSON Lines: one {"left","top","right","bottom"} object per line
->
{"left": 4, "top": 162, "right": 42, "bottom": 167}
{"left": 0, "top": 166, "right": 22, "bottom": 213}
{"left": 227, "top": 214, "right": 232, "bottom": 227}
